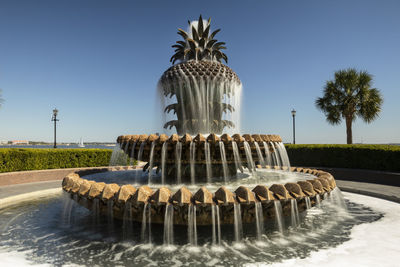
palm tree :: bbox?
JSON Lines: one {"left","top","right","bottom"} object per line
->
{"left": 315, "top": 68, "right": 383, "bottom": 144}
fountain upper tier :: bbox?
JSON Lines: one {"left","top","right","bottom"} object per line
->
{"left": 117, "top": 133, "right": 289, "bottom": 183}
{"left": 159, "top": 60, "right": 242, "bottom": 135}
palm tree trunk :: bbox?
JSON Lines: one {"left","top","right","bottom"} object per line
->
{"left": 345, "top": 116, "right": 353, "bottom": 144}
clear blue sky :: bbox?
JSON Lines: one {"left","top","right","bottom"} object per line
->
{"left": 0, "top": 0, "right": 399, "bottom": 144}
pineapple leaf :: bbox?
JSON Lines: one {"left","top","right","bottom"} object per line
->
{"left": 191, "top": 26, "right": 199, "bottom": 42}
{"left": 206, "top": 39, "right": 218, "bottom": 48}
{"left": 198, "top": 15, "right": 203, "bottom": 36}
{"left": 198, "top": 38, "right": 205, "bottom": 48}
{"left": 177, "top": 28, "right": 188, "bottom": 39}
{"left": 210, "top": 29, "right": 221, "bottom": 39}
{"left": 187, "top": 39, "right": 197, "bottom": 51}
{"left": 203, "top": 24, "right": 210, "bottom": 38}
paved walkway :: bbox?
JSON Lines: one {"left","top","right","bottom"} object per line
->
{"left": 336, "top": 180, "right": 400, "bottom": 203}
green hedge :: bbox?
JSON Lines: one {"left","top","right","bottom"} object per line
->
{"left": 0, "top": 148, "right": 113, "bottom": 173}
{"left": 285, "top": 144, "right": 400, "bottom": 172}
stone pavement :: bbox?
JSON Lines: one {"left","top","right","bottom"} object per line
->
{"left": 336, "top": 180, "right": 400, "bottom": 203}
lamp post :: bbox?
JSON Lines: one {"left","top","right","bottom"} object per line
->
{"left": 51, "top": 108, "right": 59, "bottom": 148}
{"left": 291, "top": 109, "right": 296, "bottom": 144}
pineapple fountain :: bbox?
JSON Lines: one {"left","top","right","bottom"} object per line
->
{"left": 62, "top": 15, "right": 339, "bottom": 245}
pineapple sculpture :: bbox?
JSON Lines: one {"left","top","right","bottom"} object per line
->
{"left": 159, "top": 15, "right": 242, "bottom": 135}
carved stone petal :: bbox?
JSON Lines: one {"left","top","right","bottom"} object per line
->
{"left": 214, "top": 186, "right": 235, "bottom": 205}
{"left": 88, "top": 182, "right": 106, "bottom": 199}
{"left": 194, "top": 133, "right": 206, "bottom": 143}
{"left": 284, "top": 182, "right": 304, "bottom": 198}
{"left": 207, "top": 133, "right": 220, "bottom": 144}
{"left": 235, "top": 186, "right": 255, "bottom": 203}
{"left": 307, "top": 179, "right": 323, "bottom": 194}
{"left": 220, "top": 134, "right": 232, "bottom": 144}
{"left": 117, "top": 185, "right": 137, "bottom": 203}
{"left": 150, "top": 187, "right": 172, "bottom": 205}
{"left": 78, "top": 179, "right": 95, "bottom": 196}
{"left": 62, "top": 176, "right": 71, "bottom": 190}
{"left": 316, "top": 178, "right": 331, "bottom": 191}
{"left": 193, "top": 186, "right": 213, "bottom": 205}
{"left": 129, "top": 135, "right": 139, "bottom": 143}
{"left": 260, "top": 134, "right": 270, "bottom": 142}
{"left": 102, "top": 183, "right": 120, "bottom": 201}
{"left": 269, "top": 184, "right": 290, "bottom": 200}
{"left": 138, "top": 134, "right": 148, "bottom": 142}
{"left": 171, "top": 186, "right": 193, "bottom": 205}
{"left": 252, "top": 185, "right": 273, "bottom": 201}
{"left": 180, "top": 133, "right": 192, "bottom": 144}
{"left": 147, "top": 134, "right": 158, "bottom": 143}
{"left": 251, "top": 134, "right": 262, "bottom": 142}
{"left": 132, "top": 185, "right": 153, "bottom": 204}
{"left": 158, "top": 134, "right": 169, "bottom": 143}
{"left": 70, "top": 178, "right": 84, "bottom": 193}
{"left": 297, "top": 181, "right": 316, "bottom": 196}
{"left": 64, "top": 175, "right": 79, "bottom": 192}
{"left": 232, "top": 133, "right": 244, "bottom": 143}
{"left": 168, "top": 134, "right": 179, "bottom": 144}
{"left": 242, "top": 134, "right": 254, "bottom": 143}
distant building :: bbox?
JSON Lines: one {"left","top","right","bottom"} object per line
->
{"left": 11, "top": 140, "right": 29, "bottom": 145}
{"left": 0, "top": 140, "right": 8, "bottom": 145}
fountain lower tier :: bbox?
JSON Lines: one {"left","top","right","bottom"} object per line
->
{"left": 62, "top": 167, "right": 336, "bottom": 225}
{"left": 117, "top": 133, "right": 287, "bottom": 182}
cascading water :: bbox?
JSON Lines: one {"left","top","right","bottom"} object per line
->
{"left": 255, "top": 201, "right": 264, "bottom": 241}
{"left": 188, "top": 205, "right": 198, "bottom": 246}
{"left": 204, "top": 142, "right": 212, "bottom": 183}
{"left": 141, "top": 203, "right": 149, "bottom": 242}
{"left": 290, "top": 199, "right": 300, "bottom": 228}
{"left": 163, "top": 204, "right": 174, "bottom": 245}
{"left": 316, "top": 194, "right": 321, "bottom": 206}
{"left": 271, "top": 143, "right": 282, "bottom": 168}
{"left": 232, "top": 141, "right": 243, "bottom": 173}
{"left": 159, "top": 71, "right": 243, "bottom": 135}
{"left": 190, "top": 141, "right": 196, "bottom": 184}
{"left": 161, "top": 142, "right": 167, "bottom": 185}
{"left": 233, "top": 203, "right": 243, "bottom": 242}
{"left": 219, "top": 141, "right": 228, "bottom": 183}
{"left": 276, "top": 142, "right": 291, "bottom": 170}
{"left": 274, "top": 200, "right": 284, "bottom": 233}
{"left": 175, "top": 142, "right": 182, "bottom": 184}
{"left": 263, "top": 141, "right": 272, "bottom": 167}
{"left": 148, "top": 141, "right": 156, "bottom": 183}
{"left": 305, "top": 196, "right": 312, "bottom": 209}
{"left": 254, "top": 142, "right": 266, "bottom": 167}
{"left": 243, "top": 141, "right": 255, "bottom": 172}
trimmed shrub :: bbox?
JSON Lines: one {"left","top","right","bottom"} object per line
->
{"left": 0, "top": 148, "right": 113, "bottom": 173}
{"left": 285, "top": 144, "right": 400, "bottom": 172}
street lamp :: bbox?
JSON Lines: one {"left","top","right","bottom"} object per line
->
{"left": 291, "top": 109, "right": 296, "bottom": 144}
{"left": 51, "top": 108, "right": 59, "bottom": 148}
